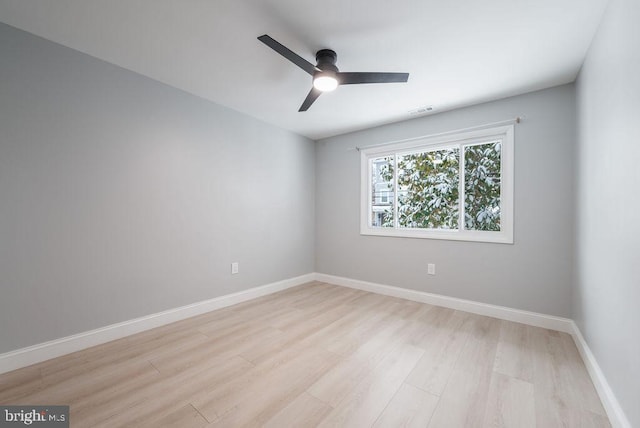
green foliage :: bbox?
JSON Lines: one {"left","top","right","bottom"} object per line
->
{"left": 464, "top": 142, "right": 501, "bottom": 231}
{"left": 375, "top": 142, "right": 501, "bottom": 231}
{"left": 382, "top": 149, "right": 459, "bottom": 229}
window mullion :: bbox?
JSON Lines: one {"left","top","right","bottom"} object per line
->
{"left": 393, "top": 153, "right": 399, "bottom": 229}
{"left": 458, "top": 144, "right": 465, "bottom": 232}
{"left": 368, "top": 157, "right": 373, "bottom": 227}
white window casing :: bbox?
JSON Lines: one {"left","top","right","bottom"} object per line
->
{"left": 360, "top": 125, "right": 514, "bottom": 244}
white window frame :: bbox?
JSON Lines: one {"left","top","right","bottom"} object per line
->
{"left": 360, "top": 125, "right": 514, "bottom": 244}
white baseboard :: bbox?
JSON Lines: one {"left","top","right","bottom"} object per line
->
{"left": 569, "top": 322, "right": 631, "bottom": 428}
{"left": 0, "top": 273, "right": 314, "bottom": 375}
{"left": 313, "top": 273, "right": 573, "bottom": 332}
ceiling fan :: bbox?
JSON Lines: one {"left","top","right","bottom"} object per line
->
{"left": 258, "top": 35, "right": 410, "bottom": 112}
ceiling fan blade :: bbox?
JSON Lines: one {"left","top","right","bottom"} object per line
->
{"left": 337, "top": 72, "right": 409, "bottom": 85}
{"left": 299, "top": 88, "right": 322, "bottom": 112}
{"left": 258, "top": 35, "right": 317, "bottom": 76}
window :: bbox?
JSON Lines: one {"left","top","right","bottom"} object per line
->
{"left": 360, "top": 125, "right": 514, "bottom": 243}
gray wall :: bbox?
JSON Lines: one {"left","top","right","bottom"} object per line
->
{"left": 575, "top": 0, "right": 640, "bottom": 425}
{"left": 316, "top": 85, "right": 576, "bottom": 317}
{"left": 0, "top": 23, "right": 315, "bottom": 354}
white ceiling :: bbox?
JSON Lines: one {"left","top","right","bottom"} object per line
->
{"left": 0, "top": 0, "right": 608, "bottom": 139}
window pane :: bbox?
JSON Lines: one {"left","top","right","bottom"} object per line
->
{"left": 464, "top": 141, "right": 501, "bottom": 231}
{"left": 397, "top": 148, "right": 460, "bottom": 229}
{"left": 370, "top": 156, "right": 394, "bottom": 227}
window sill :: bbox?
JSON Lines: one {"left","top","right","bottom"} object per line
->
{"left": 360, "top": 226, "right": 513, "bottom": 244}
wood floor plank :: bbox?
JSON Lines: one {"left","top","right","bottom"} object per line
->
{"left": 0, "top": 366, "right": 43, "bottom": 403}
{"left": 69, "top": 361, "right": 162, "bottom": 417}
{"left": 326, "top": 305, "right": 401, "bottom": 356}
{"left": 481, "top": 372, "right": 535, "bottom": 428}
{"left": 493, "top": 321, "right": 534, "bottom": 382}
{"left": 39, "top": 329, "right": 211, "bottom": 383}
{"left": 405, "top": 309, "right": 470, "bottom": 396}
{"left": 262, "top": 391, "right": 333, "bottom": 428}
{"left": 427, "top": 315, "right": 502, "bottom": 428}
{"left": 197, "top": 346, "right": 341, "bottom": 427}
{"left": 307, "top": 354, "right": 374, "bottom": 407}
{"left": 70, "top": 370, "right": 166, "bottom": 426}
{"left": 372, "top": 383, "right": 439, "bottom": 428}
{"left": 150, "top": 326, "right": 281, "bottom": 375}
{"left": 316, "top": 344, "right": 425, "bottom": 428}
{"left": 83, "top": 355, "right": 252, "bottom": 427}
{"left": 7, "top": 359, "right": 158, "bottom": 406}
{"left": 299, "top": 302, "right": 384, "bottom": 349}
{"left": 556, "top": 332, "right": 608, "bottom": 416}
{"left": 267, "top": 304, "right": 354, "bottom": 351}
{"left": 137, "top": 404, "right": 208, "bottom": 428}
{"left": 529, "top": 327, "right": 610, "bottom": 428}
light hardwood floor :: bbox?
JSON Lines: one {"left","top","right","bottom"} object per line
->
{"left": 0, "top": 282, "right": 610, "bottom": 427}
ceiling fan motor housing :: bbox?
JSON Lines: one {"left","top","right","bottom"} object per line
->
{"left": 316, "top": 49, "right": 338, "bottom": 73}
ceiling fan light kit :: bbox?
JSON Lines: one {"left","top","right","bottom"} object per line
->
{"left": 258, "top": 34, "right": 409, "bottom": 111}
{"left": 313, "top": 74, "right": 338, "bottom": 92}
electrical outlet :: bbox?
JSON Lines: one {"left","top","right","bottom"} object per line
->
{"left": 231, "top": 262, "right": 239, "bottom": 275}
{"left": 428, "top": 263, "right": 436, "bottom": 275}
